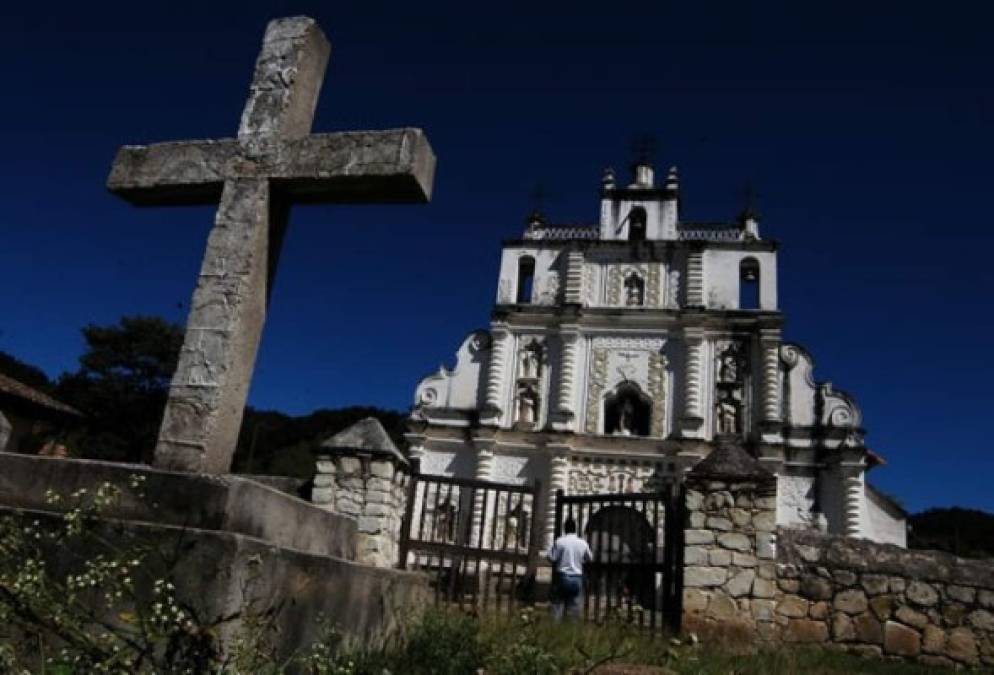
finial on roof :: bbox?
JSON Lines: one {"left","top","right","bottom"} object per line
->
{"left": 737, "top": 182, "right": 761, "bottom": 239}
{"left": 665, "top": 166, "right": 679, "bottom": 192}
{"left": 602, "top": 167, "right": 616, "bottom": 190}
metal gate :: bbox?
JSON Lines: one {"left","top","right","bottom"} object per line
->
{"left": 553, "top": 482, "right": 685, "bottom": 632}
{"left": 398, "top": 460, "right": 542, "bottom": 613}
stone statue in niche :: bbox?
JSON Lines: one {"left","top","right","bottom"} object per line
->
{"left": 518, "top": 341, "right": 543, "bottom": 380}
{"left": 624, "top": 273, "right": 645, "bottom": 306}
{"left": 716, "top": 391, "right": 739, "bottom": 435}
{"left": 718, "top": 344, "right": 742, "bottom": 383}
{"left": 517, "top": 382, "right": 540, "bottom": 426}
{"left": 617, "top": 398, "right": 636, "bottom": 435}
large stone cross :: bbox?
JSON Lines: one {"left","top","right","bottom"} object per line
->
{"left": 107, "top": 17, "right": 435, "bottom": 474}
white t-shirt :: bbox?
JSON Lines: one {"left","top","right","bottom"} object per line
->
{"left": 547, "top": 533, "right": 593, "bottom": 576}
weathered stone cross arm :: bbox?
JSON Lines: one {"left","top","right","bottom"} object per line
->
{"left": 102, "top": 16, "right": 437, "bottom": 475}
{"left": 107, "top": 128, "right": 435, "bottom": 206}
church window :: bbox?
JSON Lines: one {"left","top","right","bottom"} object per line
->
{"left": 624, "top": 273, "right": 645, "bottom": 306}
{"left": 604, "top": 383, "right": 651, "bottom": 437}
{"left": 628, "top": 206, "right": 647, "bottom": 241}
{"left": 739, "top": 258, "right": 760, "bottom": 309}
{"left": 517, "top": 256, "right": 535, "bottom": 304}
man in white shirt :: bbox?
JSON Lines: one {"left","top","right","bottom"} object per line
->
{"left": 547, "top": 517, "right": 593, "bottom": 621}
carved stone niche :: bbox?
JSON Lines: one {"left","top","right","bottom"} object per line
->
{"left": 514, "top": 338, "right": 546, "bottom": 429}
{"left": 714, "top": 340, "right": 748, "bottom": 436}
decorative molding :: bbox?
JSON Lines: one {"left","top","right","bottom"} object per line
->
{"left": 584, "top": 348, "right": 609, "bottom": 434}
{"left": 648, "top": 352, "right": 667, "bottom": 437}
{"left": 557, "top": 334, "right": 579, "bottom": 415}
{"left": 646, "top": 263, "right": 661, "bottom": 307}
{"left": 565, "top": 248, "right": 585, "bottom": 304}
{"left": 606, "top": 265, "right": 622, "bottom": 306}
{"left": 760, "top": 338, "right": 782, "bottom": 423}
{"left": 535, "top": 271, "right": 560, "bottom": 306}
{"left": 684, "top": 336, "right": 704, "bottom": 419}
{"left": 498, "top": 279, "right": 513, "bottom": 304}
{"left": 686, "top": 251, "right": 704, "bottom": 307}
{"left": 666, "top": 267, "right": 680, "bottom": 308}
{"left": 483, "top": 330, "right": 510, "bottom": 418}
{"left": 590, "top": 336, "right": 665, "bottom": 351}
{"left": 583, "top": 264, "right": 599, "bottom": 306}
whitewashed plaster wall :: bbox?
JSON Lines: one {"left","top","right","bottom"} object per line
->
{"left": 496, "top": 247, "right": 563, "bottom": 305}
{"left": 702, "top": 249, "right": 777, "bottom": 310}
{"left": 413, "top": 331, "right": 490, "bottom": 411}
{"left": 864, "top": 487, "right": 908, "bottom": 547}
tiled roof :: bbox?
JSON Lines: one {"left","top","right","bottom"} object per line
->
{"left": 0, "top": 373, "right": 82, "bottom": 417}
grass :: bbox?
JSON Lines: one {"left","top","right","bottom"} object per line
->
{"left": 331, "top": 608, "right": 959, "bottom": 675}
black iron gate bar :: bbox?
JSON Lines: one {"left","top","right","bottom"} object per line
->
{"left": 398, "top": 460, "right": 543, "bottom": 614}
{"left": 553, "top": 481, "right": 685, "bottom": 633}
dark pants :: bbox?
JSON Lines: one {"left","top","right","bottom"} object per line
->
{"left": 551, "top": 573, "right": 583, "bottom": 621}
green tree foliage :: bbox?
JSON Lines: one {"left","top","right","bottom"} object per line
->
{"left": 909, "top": 507, "right": 994, "bottom": 559}
{"left": 54, "top": 316, "right": 183, "bottom": 463}
{"left": 0, "top": 350, "right": 53, "bottom": 391}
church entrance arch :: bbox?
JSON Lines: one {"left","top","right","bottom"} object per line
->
{"left": 553, "top": 483, "right": 686, "bottom": 632}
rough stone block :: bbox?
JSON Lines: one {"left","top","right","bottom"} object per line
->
{"left": 783, "top": 618, "right": 829, "bottom": 643}
{"left": 310, "top": 487, "right": 334, "bottom": 504}
{"left": 834, "top": 589, "right": 868, "bottom": 615}
{"left": 755, "top": 496, "right": 777, "bottom": 509}
{"left": 895, "top": 606, "right": 929, "bottom": 630}
{"left": 779, "top": 579, "right": 800, "bottom": 593}
{"left": 729, "top": 508, "right": 751, "bottom": 527}
{"left": 854, "top": 612, "right": 884, "bottom": 644}
{"left": 735, "top": 494, "right": 754, "bottom": 508}
{"left": 832, "top": 613, "right": 855, "bottom": 641}
{"left": 709, "top": 549, "right": 731, "bottom": 566}
{"left": 684, "top": 545, "right": 710, "bottom": 565}
{"left": 706, "top": 516, "right": 733, "bottom": 531}
{"left": 357, "top": 515, "right": 382, "bottom": 534}
{"left": 368, "top": 461, "right": 395, "bottom": 480}
{"left": 337, "top": 456, "right": 362, "bottom": 475}
{"left": 795, "top": 544, "right": 821, "bottom": 563}
{"left": 967, "top": 609, "right": 994, "bottom": 631}
{"left": 947, "top": 584, "right": 976, "bottom": 604}
{"left": 860, "top": 574, "right": 890, "bottom": 596}
{"left": 906, "top": 581, "right": 939, "bottom": 607}
{"left": 717, "top": 532, "right": 751, "bottom": 552}
{"left": 884, "top": 621, "right": 921, "bottom": 657}
{"left": 752, "top": 599, "right": 776, "bottom": 621}
{"left": 683, "top": 587, "right": 709, "bottom": 612}
{"left": 753, "top": 577, "right": 776, "bottom": 599}
{"left": 689, "top": 511, "right": 706, "bottom": 528}
{"left": 800, "top": 576, "right": 833, "bottom": 601}
{"left": 727, "top": 569, "right": 756, "bottom": 598}
{"left": 685, "top": 490, "right": 703, "bottom": 511}
{"left": 978, "top": 589, "right": 994, "bottom": 608}
{"left": 869, "top": 594, "right": 894, "bottom": 621}
{"left": 732, "top": 552, "right": 757, "bottom": 568}
{"left": 889, "top": 577, "right": 906, "bottom": 593}
{"left": 314, "top": 459, "right": 336, "bottom": 474}
{"left": 832, "top": 570, "right": 856, "bottom": 586}
{"left": 685, "top": 565, "right": 727, "bottom": 587}
{"left": 942, "top": 603, "right": 968, "bottom": 626}
{"left": 809, "top": 601, "right": 829, "bottom": 620}
{"left": 946, "top": 627, "right": 978, "bottom": 664}
{"left": 777, "top": 595, "right": 809, "bottom": 618}
{"left": 757, "top": 562, "right": 776, "bottom": 580}
{"left": 753, "top": 511, "right": 776, "bottom": 532}
{"left": 706, "top": 592, "right": 738, "bottom": 619}
{"left": 685, "top": 529, "right": 715, "bottom": 545}
{"left": 923, "top": 625, "right": 946, "bottom": 654}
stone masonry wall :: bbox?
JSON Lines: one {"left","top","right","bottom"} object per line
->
{"left": 682, "top": 471, "right": 994, "bottom": 668}
{"left": 776, "top": 528, "right": 994, "bottom": 668}
{"left": 312, "top": 452, "right": 409, "bottom": 568}
{"left": 681, "top": 475, "right": 780, "bottom": 637}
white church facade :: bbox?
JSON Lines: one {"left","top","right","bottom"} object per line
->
{"left": 407, "top": 160, "right": 906, "bottom": 550}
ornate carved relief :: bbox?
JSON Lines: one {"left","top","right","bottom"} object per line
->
{"left": 514, "top": 338, "right": 545, "bottom": 429}
{"left": 648, "top": 352, "right": 667, "bottom": 437}
{"left": 583, "top": 264, "right": 599, "bottom": 306}
{"left": 567, "top": 457, "right": 670, "bottom": 495}
{"left": 646, "top": 264, "right": 661, "bottom": 307}
{"left": 606, "top": 266, "right": 622, "bottom": 306}
{"left": 665, "top": 267, "right": 680, "bottom": 308}
{"left": 584, "top": 348, "right": 609, "bottom": 434}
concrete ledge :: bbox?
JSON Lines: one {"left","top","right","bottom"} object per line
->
{"left": 0, "top": 505, "right": 429, "bottom": 656}
{"left": 0, "top": 452, "right": 355, "bottom": 560}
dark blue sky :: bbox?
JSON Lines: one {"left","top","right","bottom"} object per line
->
{"left": 1, "top": 2, "right": 991, "bottom": 513}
